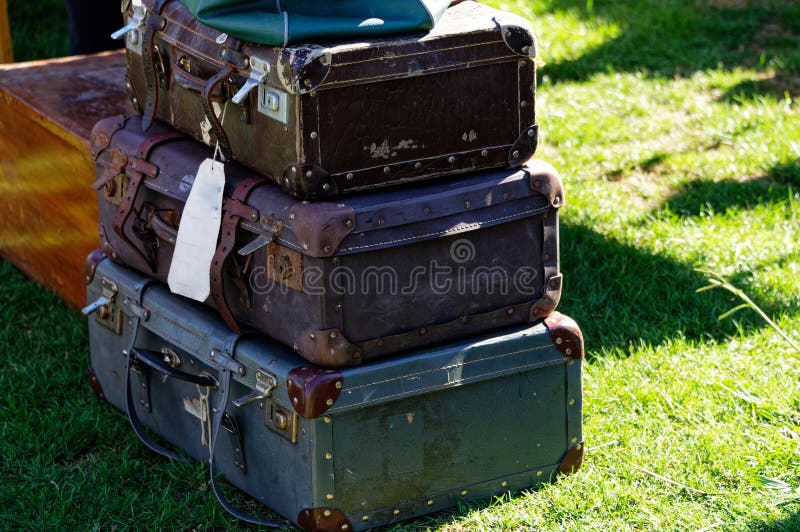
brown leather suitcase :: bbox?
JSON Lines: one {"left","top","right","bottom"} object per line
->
{"left": 117, "top": 0, "right": 539, "bottom": 199}
{"left": 92, "top": 115, "right": 563, "bottom": 367}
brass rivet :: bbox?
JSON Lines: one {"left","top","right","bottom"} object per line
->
{"left": 323, "top": 244, "right": 332, "bottom": 253}
{"left": 427, "top": 499, "right": 434, "bottom": 506}
{"left": 566, "top": 348, "right": 573, "bottom": 356}
{"left": 383, "top": 166, "right": 390, "bottom": 174}
{"left": 448, "top": 156, "right": 456, "bottom": 164}
{"left": 292, "top": 397, "right": 298, "bottom": 404}
{"left": 324, "top": 416, "right": 332, "bottom": 424}
{"left": 520, "top": 100, "right": 528, "bottom": 107}
{"left": 555, "top": 337, "right": 563, "bottom": 345}
{"left": 322, "top": 183, "right": 331, "bottom": 192}
{"left": 326, "top": 493, "right": 334, "bottom": 500}
{"left": 310, "top": 131, "right": 318, "bottom": 140}
{"left": 335, "top": 381, "right": 343, "bottom": 389}
{"left": 571, "top": 437, "right": 578, "bottom": 444}
{"left": 289, "top": 213, "right": 295, "bottom": 220}
{"left": 501, "top": 481, "right": 508, "bottom": 487}
{"left": 536, "top": 470, "right": 543, "bottom": 477}
{"left": 306, "top": 171, "right": 313, "bottom": 178}
{"left": 567, "top": 360, "right": 575, "bottom": 366}
{"left": 393, "top": 509, "right": 400, "bottom": 515}
{"left": 576, "top": 443, "right": 583, "bottom": 451}
{"left": 528, "top": 128, "right": 536, "bottom": 137}
{"left": 507, "top": 308, "right": 515, "bottom": 316}
{"left": 568, "top": 399, "right": 575, "bottom": 406}
{"left": 512, "top": 150, "right": 520, "bottom": 159}
{"left": 461, "top": 490, "right": 468, "bottom": 496}
{"left": 335, "top": 304, "right": 343, "bottom": 312}
{"left": 250, "top": 211, "right": 258, "bottom": 221}
{"left": 291, "top": 167, "right": 298, "bottom": 175}
{"left": 346, "top": 172, "right": 354, "bottom": 181}
{"left": 326, "top": 399, "right": 334, "bottom": 406}
{"left": 344, "top": 219, "right": 353, "bottom": 227}
{"left": 420, "top": 328, "right": 427, "bottom": 335}
{"left": 310, "top": 333, "right": 316, "bottom": 340}
{"left": 362, "top": 516, "right": 369, "bottom": 522}
{"left": 464, "top": 201, "right": 471, "bottom": 208}
{"left": 325, "top": 452, "right": 333, "bottom": 460}
{"left": 330, "top": 332, "right": 338, "bottom": 339}
{"left": 302, "top": 242, "right": 309, "bottom": 251}
{"left": 332, "top": 257, "right": 339, "bottom": 264}
{"left": 414, "top": 162, "right": 422, "bottom": 169}
{"left": 481, "top": 150, "right": 488, "bottom": 157}
{"left": 423, "top": 207, "right": 431, "bottom": 215}
{"left": 503, "top": 192, "right": 510, "bottom": 200}
{"left": 324, "top": 510, "right": 331, "bottom": 517}
{"left": 378, "top": 218, "right": 385, "bottom": 225}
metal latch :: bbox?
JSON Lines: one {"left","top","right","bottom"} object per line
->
{"left": 82, "top": 278, "right": 118, "bottom": 315}
{"left": 232, "top": 56, "right": 271, "bottom": 104}
{"left": 111, "top": 0, "right": 147, "bottom": 55}
{"left": 232, "top": 369, "right": 278, "bottom": 407}
{"left": 83, "top": 278, "right": 123, "bottom": 335}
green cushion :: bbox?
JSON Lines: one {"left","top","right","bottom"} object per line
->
{"left": 179, "top": 0, "right": 451, "bottom": 46}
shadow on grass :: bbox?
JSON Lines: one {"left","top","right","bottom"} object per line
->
{"left": 540, "top": 0, "right": 800, "bottom": 99}
{"left": 753, "top": 510, "right": 800, "bottom": 531}
{"left": 662, "top": 160, "right": 800, "bottom": 217}
{"left": 557, "top": 222, "right": 782, "bottom": 360}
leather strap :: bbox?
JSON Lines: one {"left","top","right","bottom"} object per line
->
{"left": 210, "top": 177, "right": 264, "bottom": 333}
{"left": 209, "top": 335, "right": 292, "bottom": 528}
{"left": 140, "top": 0, "right": 170, "bottom": 131}
{"left": 201, "top": 66, "right": 234, "bottom": 159}
{"left": 111, "top": 131, "right": 185, "bottom": 273}
{"left": 122, "top": 278, "right": 189, "bottom": 462}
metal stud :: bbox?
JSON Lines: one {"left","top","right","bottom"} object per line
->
{"left": 481, "top": 150, "right": 488, "bottom": 157}
{"left": 291, "top": 167, "right": 298, "bottom": 175}
{"left": 448, "top": 156, "right": 456, "bottom": 164}
{"left": 362, "top": 516, "right": 369, "bottom": 522}
{"left": 330, "top": 332, "right": 338, "bottom": 340}
{"left": 377, "top": 218, "right": 385, "bottom": 225}
{"left": 528, "top": 128, "right": 536, "bottom": 137}
{"left": 423, "top": 208, "right": 431, "bottom": 215}
{"left": 393, "top": 509, "right": 400, "bottom": 515}
{"left": 289, "top": 213, "right": 295, "bottom": 220}
{"left": 501, "top": 481, "right": 508, "bottom": 487}
{"left": 323, "top": 244, "right": 332, "bottom": 254}
{"left": 310, "top": 131, "right": 318, "bottom": 140}
{"left": 566, "top": 348, "right": 573, "bottom": 356}
{"left": 326, "top": 399, "right": 334, "bottom": 406}
{"left": 323, "top": 510, "right": 331, "bottom": 517}
{"left": 512, "top": 150, "right": 520, "bottom": 159}
{"left": 571, "top": 437, "right": 578, "bottom": 444}
{"left": 555, "top": 337, "right": 563, "bottom": 345}
{"left": 302, "top": 242, "right": 309, "bottom": 251}
{"left": 346, "top": 172, "right": 354, "bottom": 181}
{"left": 325, "top": 452, "right": 333, "bottom": 460}
{"left": 464, "top": 201, "right": 471, "bottom": 209}
{"left": 576, "top": 443, "right": 583, "bottom": 451}
{"left": 324, "top": 416, "right": 332, "bottom": 424}
{"left": 460, "top": 490, "right": 468, "bottom": 496}
{"left": 506, "top": 308, "right": 515, "bottom": 316}
{"left": 520, "top": 100, "right": 528, "bottom": 108}
{"left": 344, "top": 219, "right": 353, "bottom": 228}
{"left": 568, "top": 398, "right": 575, "bottom": 406}
{"left": 322, "top": 183, "right": 331, "bottom": 192}
{"left": 310, "top": 333, "right": 316, "bottom": 340}
{"left": 503, "top": 193, "right": 510, "bottom": 200}
{"left": 335, "top": 381, "right": 343, "bottom": 389}
{"left": 383, "top": 166, "right": 390, "bottom": 174}
{"left": 326, "top": 493, "right": 334, "bottom": 500}
{"left": 536, "top": 470, "right": 543, "bottom": 477}
{"left": 414, "top": 162, "right": 422, "bottom": 169}
{"left": 306, "top": 171, "right": 313, "bottom": 178}
{"left": 567, "top": 360, "right": 575, "bottom": 366}
{"left": 420, "top": 328, "right": 427, "bottom": 335}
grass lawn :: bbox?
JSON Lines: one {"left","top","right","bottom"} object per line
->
{"left": 2, "top": 0, "right": 799, "bottom": 529}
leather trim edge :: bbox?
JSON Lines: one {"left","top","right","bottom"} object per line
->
{"left": 88, "top": 368, "right": 106, "bottom": 402}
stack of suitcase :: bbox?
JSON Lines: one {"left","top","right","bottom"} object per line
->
{"left": 83, "top": 1, "right": 584, "bottom": 529}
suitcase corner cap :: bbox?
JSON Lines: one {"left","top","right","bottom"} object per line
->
{"left": 287, "top": 364, "right": 346, "bottom": 419}
{"left": 526, "top": 159, "right": 565, "bottom": 208}
{"left": 85, "top": 249, "right": 107, "bottom": 285}
{"left": 496, "top": 15, "right": 537, "bottom": 57}
{"left": 277, "top": 45, "right": 332, "bottom": 94}
{"left": 297, "top": 507, "right": 352, "bottom": 532}
{"left": 544, "top": 311, "right": 584, "bottom": 359}
{"left": 557, "top": 440, "right": 585, "bottom": 476}
{"left": 90, "top": 115, "right": 128, "bottom": 160}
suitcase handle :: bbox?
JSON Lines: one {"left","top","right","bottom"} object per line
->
{"left": 147, "top": 210, "right": 178, "bottom": 245}
{"left": 173, "top": 58, "right": 218, "bottom": 95}
{"left": 130, "top": 347, "right": 219, "bottom": 388}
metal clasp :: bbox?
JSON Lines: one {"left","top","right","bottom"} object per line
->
{"left": 82, "top": 278, "right": 118, "bottom": 315}
{"left": 232, "top": 369, "right": 278, "bottom": 407}
{"left": 111, "top": 0, "right": 147, "bottom": 54}
{"left": 232, "top": 56, "right": 271, "bottom": 104}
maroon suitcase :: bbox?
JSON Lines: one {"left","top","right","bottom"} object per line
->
{"left": 92, "top": 115, "right": 563, "bottom": 367}
{"left": 118, "top": 0, "right": 539, "bottom": 199}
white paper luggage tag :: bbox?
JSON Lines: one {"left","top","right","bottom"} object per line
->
{"left": 167, "top": 158, "right": 225, "bottom": 301}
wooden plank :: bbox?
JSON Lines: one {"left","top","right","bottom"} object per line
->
{"left": 0, "top": 0, "right": 11, "bottom": 63}
{"left": 0, "top": 51, "right": 129, "bottom": 310}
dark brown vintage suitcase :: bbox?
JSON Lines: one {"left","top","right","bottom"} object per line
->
{"left": 92, "top": 115, "right": 563, "bottom": 367}
{"left": 117, "top": 0, "right": 539, "bottom": 199}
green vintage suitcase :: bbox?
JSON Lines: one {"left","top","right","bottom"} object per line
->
{"left": 85, "top": 254, "right": 584, "bottom": 530}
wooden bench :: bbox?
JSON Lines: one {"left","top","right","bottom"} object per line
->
{"left": 0, "top": 51, "right": 129, "bottom": 309}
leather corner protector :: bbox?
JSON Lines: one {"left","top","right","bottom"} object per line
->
{"left": 527, "top": 159, "right": 565, "bottom": 208}
{"left": 558, "top": 441, "right": 584, "bottom": 476}
{"left": 88, "top": 368, "right": 106, "bottom": 401}
{"left": 294, "top": 328, "right": 361, "bottom": 368}
{"left": 497, "top": 18, "right": 537, "bottom": 57}
{"left": 84, "top": 249, "right": 107, "bottom": 285}
{"left": 545, "top": 311, "right": 584, "bottom": 359}
{"left": 530, "top": 274, "right": 562, "bottom": 321}
{"left": 509, "top": 124, "right": 538, "bottom": 167}
{"left": 282, "top": 164, "right": 336, "bottom": 200}
{"left": 277, "top": 46, "right": 332, "bottom": 94}
{"left": 297, "top": 507, "right": 351, "bottom": 532}
{"left": 287, "top": 365, "right": 345, "bottom": 418}
{"left": 90, "top": 115, "right": 128, "bottom": 160}
{"left": 289, "top": 203, "right": 356, "bottom": 258}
